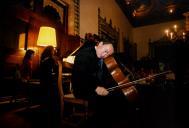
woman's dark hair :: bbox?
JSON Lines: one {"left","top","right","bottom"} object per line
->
{"left": 40, "top": 45, "right": 54, "bottom": 61}
{"left": 23, "top": 49, "right": 35, "bottom": 63}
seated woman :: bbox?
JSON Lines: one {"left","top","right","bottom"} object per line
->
{"left": 20, "top": 49, "right": 35, "bottom": 82}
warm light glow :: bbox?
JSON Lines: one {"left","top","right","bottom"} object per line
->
{"left": 18, "top": 33, "right": 25, "bottom": 49}
{"left": 173, "top": 25, "right": 177, "bottom": 32}
{"left": 125, "top": 0, "right": 131, "bottom": 5}
{"left": 125, "top": 0, "right": 132, "bottom": 5}
{"left": 169, "top": 9, "right": 173, "bottom": 14}
{"left": 170, "top": 32, "right": 173, "bottom": 39}
{"left": 183, "top": 32, "right": 186, "bottom": 39}
{"left": 37, "top": 26, "right": 57, "bottom": 47}
{"left": 165, "top": 29, "right": 169, "bottom": 37}
{"left": 132, "top": 10, "right": 136, "bottom": 17}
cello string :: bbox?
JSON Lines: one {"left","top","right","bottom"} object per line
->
{"left": 107, "top": 70, "right": 172, "bottom": 92}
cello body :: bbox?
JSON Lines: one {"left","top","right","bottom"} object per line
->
{"left": 104, "top": 56, "right": 138, "bottom": 101}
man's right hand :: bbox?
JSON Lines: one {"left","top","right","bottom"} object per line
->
{"left": 95, "top": 86, "right": 109, "bottom": 96}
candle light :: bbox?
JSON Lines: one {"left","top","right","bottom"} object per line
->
{"left": 165, "top": 29, "right": 169, "bottom": 37}
{"left": 183, "top": 32, "right": 186, "bottom": 39}
{"left": 170, "top": 32, "right": 173, "bottom": 39}
{"left": 173, "top": 25, "right": 177, "bottom": 32}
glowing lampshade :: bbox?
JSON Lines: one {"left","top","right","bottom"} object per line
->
{"left": 37, "top": 26, "right": 57, "bottom": 47}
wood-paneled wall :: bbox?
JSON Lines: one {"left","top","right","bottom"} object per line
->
{"left": 0, "top": 3, "right": 80, "bottom": 78}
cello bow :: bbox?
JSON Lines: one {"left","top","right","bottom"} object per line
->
{"left": 107, "top": 70, "right": 173, "bottom": 92}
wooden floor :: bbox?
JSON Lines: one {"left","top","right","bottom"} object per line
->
{"left": 0, "top": 82, "right": 188, "bottom": 128}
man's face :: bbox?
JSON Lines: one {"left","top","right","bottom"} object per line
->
{"left": 96, "top": 43, "right": 114, "bottom": 59}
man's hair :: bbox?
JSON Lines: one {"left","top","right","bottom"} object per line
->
{"left": 102, "top": 41, "right": 113, "bottom": 45}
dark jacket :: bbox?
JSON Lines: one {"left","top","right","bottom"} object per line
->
{"left": 71, "top": 47, "right": 100, "bottom": 100}
{"left": 71, "top": 46, "right": 129, "bottom": 122}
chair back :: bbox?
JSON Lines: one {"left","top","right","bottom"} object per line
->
{"left": 57, "top": 60, "right": 64, "bottom": 119}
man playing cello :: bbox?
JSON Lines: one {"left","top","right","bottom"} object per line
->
{"left": 71, "top": 40, "right": 130, "bottom": 128}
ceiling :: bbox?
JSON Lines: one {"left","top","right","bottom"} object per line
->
{"left": 115, "top": 0, "right": 189, "bottom": 27}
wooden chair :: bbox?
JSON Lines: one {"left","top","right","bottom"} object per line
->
{"left": 63, "top": 90, "right": 89, "bottom": 119}
{"left": 59, "top": 63, "right": 90, "bottom": 127}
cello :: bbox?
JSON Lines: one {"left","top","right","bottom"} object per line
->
{"left": 104, "top": 55, "right": 172, "bottom": 102}
{"left": 104, "top": 55, "right": 138, "bottom": 101}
